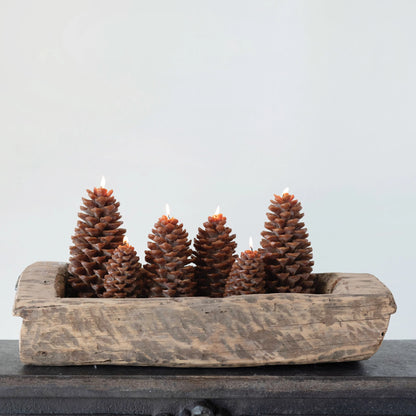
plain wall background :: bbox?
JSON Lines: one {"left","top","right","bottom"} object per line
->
{"left": 1, "top": 0, "right": 415, "bottom": 340}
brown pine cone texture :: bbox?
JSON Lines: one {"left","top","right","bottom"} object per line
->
{"left": 68, "top": 187, "right": 126, "bottom": 297}
{"left": 103, "top": 243, "right": 144, "bottom": 298}
{"left": 260, "top": 193, "right": 314, "bottom": 293}
{"left": 193, "top": 214, "right": 237, "bottom": 297}
{"left": 224, "top": 251, "right": 266, "bottom": 296}
{"left": 138, "top": 267, "right": 151, "bottom": 298}
{"left": 144, "top": 215, "right": 196, "bottom": 297}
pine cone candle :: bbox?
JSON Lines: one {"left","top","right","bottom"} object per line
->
{"left": 193, "top": 206, "right": 237, "bottom": 297}
{"left": 103, "top": 237, "right": 144, "bottom": 298}
{"left": 225, "top": 238, "right": 266, "bottom": 296}
{"left": 68, "top": 178, "right": 126, "bottom": 297}
{"left": 144, "top": 205, "right": 196, "bottom": 297}
{"left": 260, "top": 188, "right": 314, "bottom": 293}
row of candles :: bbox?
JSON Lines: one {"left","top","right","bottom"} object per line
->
{"left": 69, "top": 176, "right": 315, "bottom": 297}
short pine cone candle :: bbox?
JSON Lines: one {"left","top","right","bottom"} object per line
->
{"left": 193, "top": 207, "right": 237, "bottom": 297}
{"left": 260, "top": 189, "right": 314, "bottom": 293}
{"left": 144, "top": 209, "right": 196, "bottom": 297}
{"left": 103, "top": 238, "right": 144, "bottom": 298}
{"left": 68, "top": 179, "right": 126, "bottom": 297}
{"left": 225, "top": 245, "right": 266, "bottom": 296}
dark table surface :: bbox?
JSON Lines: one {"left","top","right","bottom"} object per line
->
{"left": 0, "top": 339, "right": 415, "bottom": 415}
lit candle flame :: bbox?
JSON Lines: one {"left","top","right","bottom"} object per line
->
{"left": 249, "top": 236, "right": 254, "bottom": 251}
{"left": 100, "top": 176, "right": 106, "bottom": 188}
{"left": 123, "top": 236, "right": 129, "bottom": 245}
{"left": 214, "top": 205, "right": 220, "bottom": 216}
{"left": 282, "top": 187, "right": 290, "bottom": 195}
{"left": 165, "top": 203, "right": 170, "bottom": 218}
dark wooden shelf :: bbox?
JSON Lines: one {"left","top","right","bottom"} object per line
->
{"left": 0, "top": 340, "right": 415, "bottom": 415}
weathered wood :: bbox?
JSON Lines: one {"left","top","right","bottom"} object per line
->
{"left": 13, "top": 262, "right": 396, "bottom": 367}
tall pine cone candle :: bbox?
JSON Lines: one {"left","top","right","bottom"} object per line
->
{"left": 260, "top": 188, "right": 314, "bottom": 293}
{"left": 103, "top": 237, "right": 145, "bottom": 298}
{"left": 68, "top": 177, "right": 126, "bottom": 297}
{"left": 193, "top": 206, "right": 237, "bottom": 297}
{"left": 225, "top": 237, "right": 266, "bottom": 296}
{"left": 144, "top": 204, "right": 196, "bottom": 297}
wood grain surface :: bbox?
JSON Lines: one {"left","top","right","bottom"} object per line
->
{"left": 13, "top": 262, "right": 396, "bottom": 367}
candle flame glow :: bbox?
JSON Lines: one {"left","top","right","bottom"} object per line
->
{"left": 165, "top": 203, "right": 170, "bottom": 218}
{"left": 282, "top": 187, "right": 290, "bottom": 195}
{"left": 100, "top": 176, "right": 106, "bottom": 188}
{"left": 123, "top": 236, "right": 129, "bottom": 245}
{"left": 249, "top": 236, "right": 254, "bottom": 251}
{"left": 214, "top": 205, "right": 220, "bottom": 216}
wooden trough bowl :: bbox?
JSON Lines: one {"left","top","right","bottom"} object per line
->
{"left": 13, "top": 262, "right": 396, "bottom": 367}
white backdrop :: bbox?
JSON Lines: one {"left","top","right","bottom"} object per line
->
{"left": 1, "top": 0, "right": 415, "bottom": 340}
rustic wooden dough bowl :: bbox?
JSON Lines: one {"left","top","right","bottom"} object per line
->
{"left": 13, "top": 262, "right": 396, "bottom": 367}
